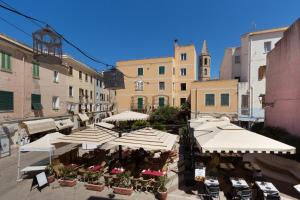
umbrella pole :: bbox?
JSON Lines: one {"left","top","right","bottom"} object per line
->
{"left": 118, "top": 131, "right": 122, "bottom": 160}
{"left": 17, "top": 148, "right": 21, "bottom": 181}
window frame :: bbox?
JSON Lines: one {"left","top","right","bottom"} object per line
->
{"left": 180, "top": 68, "right": 187, "bottom": 76}
{"left": 180, "top": 53, "right": 187, "bottom": 61}
{"left": 159, "top": 66, "right": 165, "bottom": 75}
{"left": 52, "top": 96, "right": 60, "bottom": 110}
{"left": 1, "top": 52, "right": 12, "bottom": 72}
{"left": 264, "top": 41, "right": 272, "bottom": 53}
{"left": 31, "top": 94, "right": 42, "bottom": 110}
{"left": 205, "top": 94, "right": 215, "bottom": 106}
{"left": 69, "top": 86, "right": 73, "bottom": 97}
{"left": 32, "top": 63, "right": 40, "bottom": 79}
{"left": 53, "top": 71, "right": 59, "bottom": 83}
{"left": 0, "top": 90, "right": 14, "bottom": 112}
{"left": 137, "top": 67, "right": 143, "bottom": 76}
{"left": 180, "top": 83, "right": 186, "bottom": 91}
{"left": 220, "top": 93, "right": 230, "bottom": 106}
{"left": 159, "top": 81, "right": 165, "bottom": 90}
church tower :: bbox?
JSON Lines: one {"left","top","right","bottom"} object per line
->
{"left": 198, "top": 40, "right": 211, "bottom": 81}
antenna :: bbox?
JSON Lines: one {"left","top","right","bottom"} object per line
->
{"left": 251, "top": 21, "right": 257, "bottom": 31}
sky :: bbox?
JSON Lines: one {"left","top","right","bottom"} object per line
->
{"left": 0, "top": 0, "right": 300, "bottom": 78}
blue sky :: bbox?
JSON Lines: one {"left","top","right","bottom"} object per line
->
{"left": 0, "top": 0, "right": 299, "bottom": 78}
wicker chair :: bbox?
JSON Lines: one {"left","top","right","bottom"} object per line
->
{"left": 139, "top": 178, "right": 150, "bottom": 192}
{"left": 130, "top": 177, "right": 141, "bottom": 190}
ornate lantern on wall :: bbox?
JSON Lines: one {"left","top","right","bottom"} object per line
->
{"left": 32, "top": 25, "right": 62, "bottom": 64}
{"left": 103, "top": 68, "right": 125, "bottom": 89}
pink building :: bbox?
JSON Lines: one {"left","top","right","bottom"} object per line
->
{"left": 266, "top": 18, "right": 300, "bottom": 137}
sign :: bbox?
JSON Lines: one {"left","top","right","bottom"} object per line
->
{"left": 195, "top": 167, "right": 206, "bottom": 182}
{"left": 36, "top": 172, "right": 48, "bottom": 188}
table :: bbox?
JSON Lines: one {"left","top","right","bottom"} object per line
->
{"left": 111, "top": 168, "right": 124, "bottom": 174}
{"left": 230, "top": 178, "right": 249, "bottom": 188}
{"left": 142, "top": 169, "right": 166, "bottom": 177}
{"left": 204, "top": 177, "right": 219, "bottom": 186}
{"left": 256, "top": 181, "right": 279, "bottom": 195}
{"left": 21, "top": 166, "right": 46, "bottom": 173}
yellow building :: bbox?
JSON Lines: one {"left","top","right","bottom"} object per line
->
{"left": 191, "top": 79, "right": 238, "bottom": 120}
{"left": 115, "top": 42, "right": 197, "bottom": 112}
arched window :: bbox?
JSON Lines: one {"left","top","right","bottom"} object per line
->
{"left": 204, "top": 58, "right": 208, "bottom": 65}
{"left": 204, "top": 68, "right": 208, "bottom": 75}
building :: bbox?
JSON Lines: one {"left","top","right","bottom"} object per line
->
{"left": 115, "top": 41, "right": 197, "bottom": 113}
{"left": 191, "top": 79, "right": 238, "bottom": 119}
{"left": 220, "top": 27, "right": 287, "bottom": 126}
{"left": 198, "top": 40, "right": 211, "bottom": 81}
{"left": 266, "top": 18, "right": 300, "bottom": 137}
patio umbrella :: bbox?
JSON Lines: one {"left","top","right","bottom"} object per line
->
{"left": 108, "top": 127, "right": 178, "bottom": 151}
{"left": 101, "top": 111, "right": 149, "bottom": 122}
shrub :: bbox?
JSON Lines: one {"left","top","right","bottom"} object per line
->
{"left": 132, "top": 120, "right": 149, "bottom": 130}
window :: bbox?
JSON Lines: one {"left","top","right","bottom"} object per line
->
{"left": 79, "top": 71, "right": 82, "bottom": 79}
{"left": 96, "top": 79, "right": 99, "bottom": 86}
{"left": 205, "top": 94, "right": 215, "bottom": 106}
{"left": 180, "top": 53, "right": 187, "bottom": 61}
{"left": 68, "top": 66, "right": 73, "bottom": 75}
{"left": 234, "top": 56, "right": 240, "bottom": 64}
{"left": 241, "top": 95, "right": 249, "bottom": 115}
{"left": 90, "top": 76, "right": 93, "bottom": 83}
{"left": 85, "top": 73, "right": 88, "bottom": 82}
{"left": 264, "top": 41, "right": 271, "bottom": 53}
{"left": 0, "top": 91, "right": 13, "bottom": 111}
{"left": 159, "top": 66, "right": 165, "bottom": 75}
{"left": 52, "top": 96, "right": 60, "bottom": 109}
{"left": 234, "top": 76, "right": 241, "bottom": 82}
{"left": 180, "top": 83, "right": 186, "bottom": 91}
{"left": 90, "top": 103, "right": 93, "bottom": 112}
{"left": 69, "top": 86, "right": 73, "bottom": 97}
{"left": 137, "top": 97, "right": 143, "bottom": 110}
{"left": 31, "top": 94, "right": 42, "bottom": 110}
{"left": 79, "top": 88, "right": 84, "bottom": 98}
{"left": 172, "top": 82, "right": 175, "bottom": 91}
{"left": 260, "top": 94, "right": 266, "bottom": 108}
{"left": 135, "top": 80, "right": 144, "bottom": 91}
{"left": 1, "top": 52, "right": 11, "bottom": 72}
{"left": 53, "top": 71, "right": 59, "bottom": 83}
{"left": 85, "top": 90, "right": 88, "bottom": 99}
{"left": 258, "top": 65, "right": 266, "bottom": 81}
{"left": 100, "top": 80, "right": 103, "bottom": 88}
{"left": 180, "top": 68, "right": 186, "bottom": 76}
{"left": 159, "top": 82, "right": 165, "bottom": 90}
{"left": 32, "top": 63, "right": 39, "bottom": 78}
{"left": 180, "top": 98, "right": 186, "bottom": 106}
{"left": 159, "top": 97, "right": 165, "bottom": 107}
{"left": 204, "top": 68, "right": 208, "bottom": 75}
{"left": 96, "top": 92, "right": 99, "bottom": 100}
{"left": 173, "top": 67, "right": 175, "bottom": 75}
{"left": 90, "top": 91, "right": 93, "bottom": 99}
{"left": 138, "top": 67, "right": 143, "bottom": 76}
{"left": 221, "top": 93, "right": 229, "bottom": 106}
{"left": 204, "top": 58, "right": 208, "bottom": 65}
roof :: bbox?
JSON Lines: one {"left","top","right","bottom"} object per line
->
{"left": 62, "top": 54, "right": 101, "bottom": 75}
{"left": 242, "top": 27, "right": 288, "bottom": 37}
{"left": 0, "top": 33, "right": 32, "bottom": 52}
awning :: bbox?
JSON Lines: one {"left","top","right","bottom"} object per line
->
{"left": 108, "top": 127, "right": 178, "bottom": 151}
{"left": 55, "top": 119, "right": 74, "bottom": 130}
{"left": 95, "top": 122, "right": 115, "bottom": 129}
{"left": 19, "top": 132, "right": 65, "bottom": 152}
{"left": 78, "top": 113, "right": 89, "bottom": 122}
{"left": 102, "top": 111, "right": 149, "bottom": 122}
{"left": 54, "top": 126, "right": 119, "bottom": 146}
{"left": 193, "top": 117, "right": 296, "bottom": 154}
{"left": 21, "top": 118, "right": 57, "bottom": 135}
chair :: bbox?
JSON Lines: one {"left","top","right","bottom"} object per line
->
{"left": 265, "top": 193, "right": 280, "bottom": 200}
{"left": 130, "top": 177, "right": 141, "bottom": 190}
{"left": 150, "top": 179, "right": 161, "bottom": 192}
{"left": 139, "top": 178, "right": 150, "bottom": 192}
{"left": 205, "top": 185, "right": 220, "bottom": 199}
{"left": 238, "top": 189, "right": 252, "bottom": 200}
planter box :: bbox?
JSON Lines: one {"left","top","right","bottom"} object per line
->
{"left": 58, "top": 179, "right": 77, "bottom": 187}
{"left": 113, "top": 186, "right": 133, "bottom": 196}
{"left": 47, "top": 175, "right": 55, "bottom": 184}
{"left": 158, "top": 191, "right": 168, "bottom": 200}
{"left": 85, "top": 183, "right": 105, "bottom": 192}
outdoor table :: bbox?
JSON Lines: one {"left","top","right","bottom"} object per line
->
{"left": 256, "top": 181, "right": 279, "bottom": 197}
{"left": 88, "top": 165, "right": 102, "bottom": 172}
{"left": 141, "top": 169, "right": 166, "bottom": 177}
{"left": 204, "top": 177, "right": 219, "bottom": 186}
{"left": 111, "top": 168, "right": 124, "bottom": 174}
{"left": 21, "top": 166, "right": 47, "bottom": 173}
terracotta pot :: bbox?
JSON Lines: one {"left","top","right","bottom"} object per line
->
{"left": 158, "top": 191, "right": 168, "bottom": 200}
{"left": 113, "top": 186, "right": 133, "bottom": 196}
{"left": 85, "top": 183, "right": 105, "bottom": 192}
{"left": 58, "top": 179, "right": 77, "bottom": 187}
{"left": 47, "top": 175, "right": 55, "bottom": 184}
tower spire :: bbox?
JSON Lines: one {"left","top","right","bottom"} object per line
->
{"left": 201, "top": 40, "right": 208, "bottom": 55}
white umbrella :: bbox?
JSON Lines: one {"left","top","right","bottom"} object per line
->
{"left": 102, "top": 111, "right": 149, "bottom": 122}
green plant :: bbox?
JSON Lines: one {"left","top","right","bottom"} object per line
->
{"left": 152, "top": 121, "right": 166, "bottom": 131}
{"left": 132, "top": 120, "right": 149, "bottom": 130}
{"left": 116, "top": 172, "right": 131, "bottom": 188}
{"left": 158, "top": 176, "right": 168, "bottom": 192}
{"left": 45, "top": 164, "right": 54, "bottom": 176}
{"left": 59, "top": 166, "right": 77, "bottom": 180}
{"left": 84, "top": 171, "right": 102, "bottom": 185}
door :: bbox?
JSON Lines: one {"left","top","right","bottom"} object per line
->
{"left": 137, "top": 98, "right": 143, "bottom": 110}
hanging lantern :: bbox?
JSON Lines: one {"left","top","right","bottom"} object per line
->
{"left": 32, "top": 25, "right": 62, "bottom": 64}
{"left": 103, "top": 68, "right": 125, "bottom": 89}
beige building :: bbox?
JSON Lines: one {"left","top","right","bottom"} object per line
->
{"left": 191, "top": 79, "right": 238, "bottom": 119}
{"left": 115, "top": 42, "right": 197, "bottom": 113}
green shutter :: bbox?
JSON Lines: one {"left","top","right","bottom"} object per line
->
{"left": 32, "top": 94, "right": 42, "bottom": 110}
{"left": 205, "top": 94, "right": 215, "bottom": 106}
{"left": 138, "top": 68, "right": 143, "bottom": 76}
{"left": 159, "top": 97, "right": 165, "bottom": 107}
{"left": 7, "top": 55, "right": 11, "bottom": 70}
{"left": 159, "top": 66, "right": 165, "bottom": 74}
{"left": 221, "top": 94, "right": 229, "bottom": 106}
{"left": 32, "top": 63, "right": 40, "bottom": 78}
{"left": 0, "top": 91, "right": 14, "bottom": 111}
{"left": 137, "top": 98, "right": 143, "bottom": 110}
{"left": 1, "top": 53, "right": 5, "bottom": 70}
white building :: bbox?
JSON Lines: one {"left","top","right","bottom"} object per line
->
{"left": 220, "top": 27, "right": 287, "bottom": 125}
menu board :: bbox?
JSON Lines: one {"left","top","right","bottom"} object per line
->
{"left": 195, "top": 167, "right": 206, "bottom": 182}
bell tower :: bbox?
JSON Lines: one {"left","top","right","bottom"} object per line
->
{"left": 198, "top": 40, "right": 211, "bottom": 81}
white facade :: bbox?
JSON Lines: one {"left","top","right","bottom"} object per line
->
{"left": 220, "top": 28, "right": 287, "bottom": 122}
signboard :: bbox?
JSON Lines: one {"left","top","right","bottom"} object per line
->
{"left": 195, "top": 167, "right": 206, "bottom": 182}
{"left": 36, "top": 172, "right": 48, "bottom": 188}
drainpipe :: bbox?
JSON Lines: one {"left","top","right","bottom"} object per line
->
{"left": 248, "top": 37, "right": 252, "bottom": 125}
{"left": 195, "top": 89, "right": 198, "bottom": 118}
{"left": 22, "top": 55, "right": 25, "bottom": 119}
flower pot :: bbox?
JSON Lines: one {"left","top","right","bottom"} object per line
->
{"left": 158, "top": 191, "right": 168, "bottom": 200}
{"left": 113, "top": 186, "right": 133, "bottom": 196}
{"left": 85, "top": 183, "right": 105, "bottom": 192}
{"left": 58, "top": 179, "right": 77, "bottom": 187}
{"left": 47, "top": 175, "right": 55, "bottom": 184}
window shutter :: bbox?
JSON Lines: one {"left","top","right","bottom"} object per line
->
{"left": 0, "top": 91, "right": 14, "bottom": 111}
{"left": 7, "top": 55, "right": 11, "bottom": 70}
{"left": 1, "top": 53, "right": 5, "bottom": 69}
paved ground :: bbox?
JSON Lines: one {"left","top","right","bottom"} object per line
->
{"left": 0, "top": 146, "right": 298, "bottom": 200}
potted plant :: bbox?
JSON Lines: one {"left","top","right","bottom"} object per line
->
{"left": 45, "top": 164, "right": 55, "bottom": 183}
{"left": 84, "top": 171, "right": 105, "bottom": 192}
{"left": 113, "top": 172, "right": 133, "bottom": 196}
{"left": 58, "top": 166, "right": 77, "bottom": 187}
{"left": 158, "top": 176, "right": 168, "bottom": 200}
